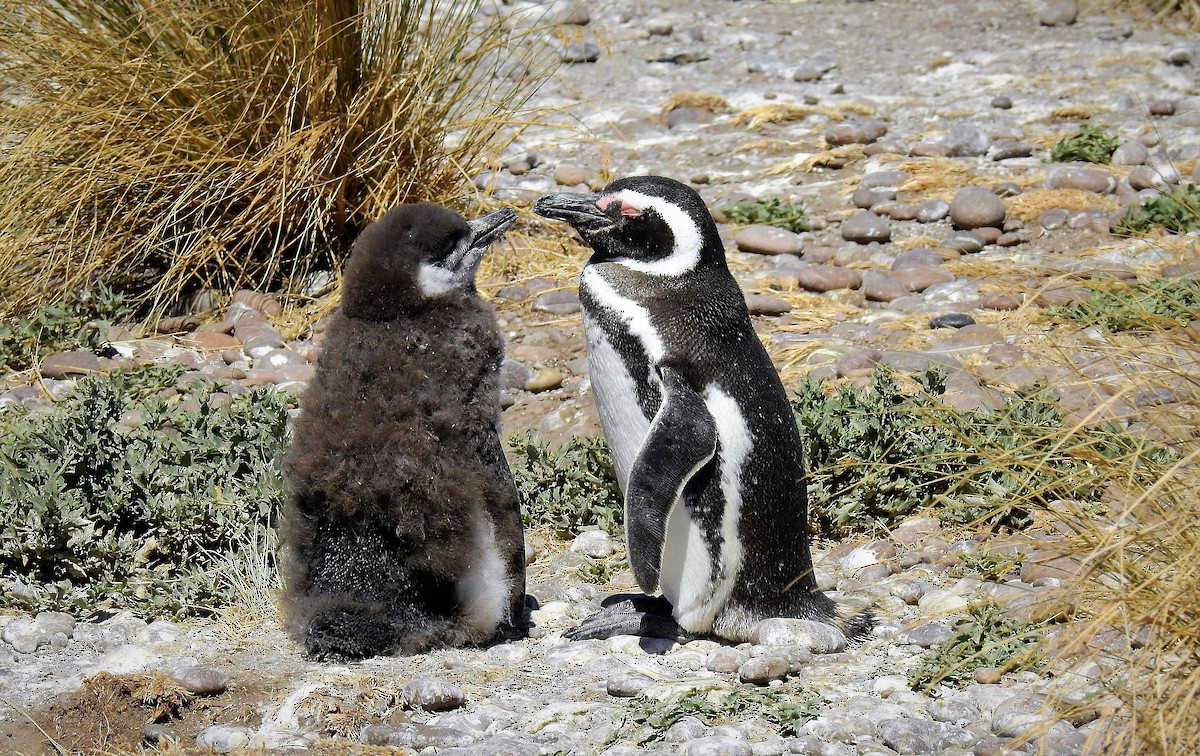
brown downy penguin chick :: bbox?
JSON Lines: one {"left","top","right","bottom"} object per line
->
{"left": 281, "top": 203, "right": 525, "bottom": 661}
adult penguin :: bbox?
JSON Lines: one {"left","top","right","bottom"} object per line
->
{"left": 535, "top": 177, "right": 870, "bottom": 642}
{"left": 281, "top": 203, "right": 526, "bottom": 660}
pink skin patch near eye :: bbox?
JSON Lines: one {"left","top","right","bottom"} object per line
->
{"left": 597, "top": 195, "right": 642, "bottom": 218}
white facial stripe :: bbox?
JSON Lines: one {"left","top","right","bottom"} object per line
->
{"left": 610, "top": 189, "right": 704, "bottom": 276}
{"left": 417, "top": 263, "right": 456, "bottom": 296}
{"left": 581, "top": 267, "right": 666, "bottom": 362}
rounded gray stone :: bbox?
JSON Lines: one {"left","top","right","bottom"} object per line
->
{"left": 749, "top": 618, "right": 846, "bottom": 653}
{"left": 403, "top": 677, "right": 466, "bottom": 711}
{"left": 861, "top": 271, "right": 907, "bottom": 302}
{"left": 533, "top": 290, "right": 582, "bottom": 315}
{"left": 734, "top": 225, "right": 804, "bottom": 255}
{"left": 878, "top": 717, "right": 938, "bottom": 754}
{"left": 1039, "top": 1, "right": 1077, "bottom": 26}
{"left": 171, "top": 666, "right": 228, "bottom": 696}
{"left": 941, "top": 123, "right": 991, "bottom": 157}
{"left": 744, "top": 293, "right": 792, "bottom": 316}
{"left": 930, "top": 313, "right": 976, "bottom": 329}
{"left": 682, "top": 735, "right": 753, "bottom": 756}
{"left": 900, "top": 622, "right": 955, "bottom": 647}
{"left": 796, "top": 264, "right": 862, "bottom": 292}
{"left": 1045, "top": 166, "right": 1114, "bottom": 193}
{"left": 571, "top": 530, "right": 616, "bottom": 558}
{"left": 705, "top": 646, "right": 748, "bottom": 673}
{"left": 195, "top": 725, "right": 253, "bottom": 753}
{"left": 737, "top": 655, "right": 790, "bottom": 685}
{"left": 1110, "top": 141, "right": 1148, "bottom": 166}
{"left": 915, "top": 199, "right": 951, "bottom": 223}
{"left": 2, "top": 618, "right": 44, "bottom": 654}
{"left": 990, "top": 693, "right": 1053, "bottom": 738}
{"left": 950, "top": 186, "right": 1006, "bottom": 230}
{"left": 840, "top": 211, "right": 891, "bottom": 243}
{"left": 892, "top": 265, "right": 955, "bottom": 292}
{"left": 940, "top": 232, "right": 986, "bottom": 254}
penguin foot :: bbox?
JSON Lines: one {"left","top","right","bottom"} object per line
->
{"left": 564, "top": 593, "right": 697, "bottom": 642}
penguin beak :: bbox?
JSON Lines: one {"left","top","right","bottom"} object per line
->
{"left": 444, "top": 207, "right": 517, "bottom": 288}
{"left": 534, "top": 192, "right": 614, "bottom": 232}
{"left": 466, "top": 206, "right": 518, "bottom": 254}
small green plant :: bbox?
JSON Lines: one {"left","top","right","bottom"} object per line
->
{"left": 908, "top": 603, "right": 1046, "bottom": 691}
{"left": 1052, "top": 278, "right": 1200, "bottom": 333}
{"left": 0, "top": 366, "right": 295, "bottom": 618}
{"left": 509, "top": 432, "right": 624, "bottom": 538}
{"left": 574, "top": 553, "right": 624, "bottom": 585}
{"left": 0, "top": 284, "right": 132, "bottom": 373}
{"left": 793, "top": 369, "right": 1175, "bottom": 534}
{"left": 722, "top": 198, "right": 811, "bottom": 233}
{"left": 1048, "top": 124, "right": 1121, "bottom": 163}
{"left": 949, "top": 549, "right": 1026, "bottom": 581}
{"left": 622, "top": 686, "right": 826, "bottom": 744}
{"left": 1113, "top": 184, "right": 1200, "bottom": 235}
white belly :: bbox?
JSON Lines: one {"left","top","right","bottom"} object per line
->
{"left": 585, "top": 322, "right": 651, "bottom": 490}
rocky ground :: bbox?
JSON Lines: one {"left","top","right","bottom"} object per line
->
{"left": 3, "top": 0, "right": 1200, "bottom": 753}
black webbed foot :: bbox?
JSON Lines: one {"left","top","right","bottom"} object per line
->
{"left": 563, "top": 593, "right": 698, "bottom": 642}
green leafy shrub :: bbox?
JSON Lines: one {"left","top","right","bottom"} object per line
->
{"left": 623, "top": 686, "right": 826, "bottom": 745}
{"left": 722, "top": 198, "right": 811, "bottom": 233}
{"left": 1113, "top": 184, "right": 1200, "bottom": 235}
{"left": 793, "top": 369, "right": 1174, "bottom": 534}
{"left": 509, "top": 432, "right": 624, "bottom": 538}
{"left": 0, "top": 285, "right": 132, "bottom": 373}
{"left": 1053, "top": 278, "right": 1200, "bottom": 333}
{"left": 0, "top": 0, "right": 554, "bottom": 314}
{"left": 908, "top": 603, "right": 1045, "bottom": 691}
{"left": 0, "top": 367, "right": 295, "bottom": 618}
{"left": 1048, "top": 124, "right": 1121, "bottom": 163}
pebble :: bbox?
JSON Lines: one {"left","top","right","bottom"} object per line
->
{"left": 744, "top": 294, "right": 792, "bottom": 316}
{"left": 860, "top": 270, "right": 907, "bottom": 302}
{"left": 878, "top": 717, "right": 939, "bottom": 753}
{"left": 39, "top": 351, "right": 102, "bottom": 379}
{"left": 403, "top": 677, "right": 466, "bottom": 711}
{"left": 1166, "top": 47, "right": 1191, "bottom": 66}
{"left": 532, "top": 290, "right": 582, "bottom": 315}
{"left": 553, "top": 166, "right": 589, "bottom": 186}
{"left": 892, "top": 265, "right": 954, "bottom": 292}
{"left": 930, "top": 313, "right": 976, "bottom": 329}
{"left": 170, "top": 665, "right": 229, "bottom": 695}
{"left": 940, "top": 232, "right": 986, "bottom": 254}
{"left": 825, "top": 123, "right": 875, "bottom": 147}
{"left": 749, "top": 618, "right": 846, "bottom": 653}
{"left": 796, "top": 264, "right": 862, "bottom": 292}
{"left": 682, "top": 736, "right": 752, "bottom": 756}
{"left": 571, "top": 530, "right": 616, "bottom": 558}
{"left": 915, "top": 199, "right": 951, "bottom": 223}
{"left": 990, "top": 693, "right": 1052, "bottom": 737}
{"left": 1038, "top": 1, "right": 1077, "bottom": 26}
{"left": 738, "top": 656, "right": 790, "bottom": 685}
{"left": 734, "top": 225, "right": 803, "bottom": 255}
{"left": 941, "top": 123, "right": 991, "bottom": 157}
{"left": 900, "top": 622, "right": 955, "bottom": 648}
{"left": 840, "top": 211, "right": 891, "bottom": 243}
{"left": 950, "top": 186, "right": 1006, "bottom": 230}
{"left": 562, "top": 41, "right": 600, "bottom": 63}
{"left": 990, "top": 95, "right": 1013, "bottom": 109}
{"left": 143, "top": 724, "right": 181, "bottom": 746}
{"left": 1045, "top": 166, "right": 1114, "bottom": 193}
{"left": 1110, "top": 141, "right": 1149, "bottom": 166}
{"left": 526, "top": 369, "right": 564, "bottom": 393}
{"left": 195, "top": 725, "right": 253, "bottom": 753}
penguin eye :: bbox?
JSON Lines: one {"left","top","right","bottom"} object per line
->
{"left": 598, "top": 195, "right": 643, "bottom": 219}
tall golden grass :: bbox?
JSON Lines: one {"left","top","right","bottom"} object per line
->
{"left": 0, "top": 0, "right": 555, "bottom": 315}
{"left": 1100, "top": 0, "right": 1200, "bottom": 29}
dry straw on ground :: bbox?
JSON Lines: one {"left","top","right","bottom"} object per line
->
{"left": 0, "top": 0, "right": 556, "bottom": 317}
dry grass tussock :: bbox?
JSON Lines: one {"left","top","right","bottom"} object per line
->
{"left": 0, "top": 0, "right": 556, "bottom": 318}
{"left": 1095, "top": 0, "right": 1200, "bottom": 29}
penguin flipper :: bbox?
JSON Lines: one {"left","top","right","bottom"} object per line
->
{"left": 625, "top": 366, "right": 717, "bottom": 593}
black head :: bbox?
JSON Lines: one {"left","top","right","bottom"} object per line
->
{"left": 533, "top": 176, "right": 725, "bottom": 275}
{"left": 340, "top": 203, "right": 516, "bottom": 320}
